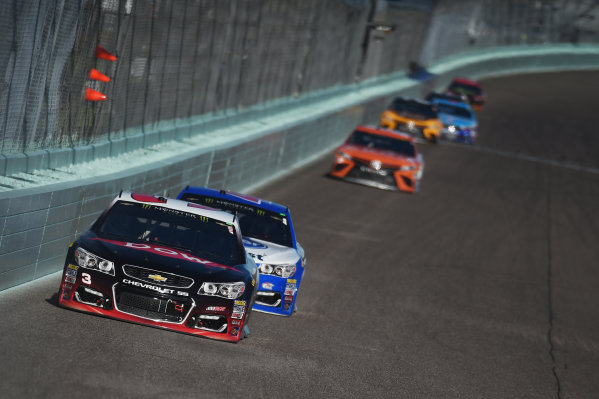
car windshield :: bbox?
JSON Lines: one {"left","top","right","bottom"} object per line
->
{"left": 388, "top": 99, "right": 437, "bottom": 120}
{"left": 180, "top": 194, "right": 293, "bottom": 248}
{"left": 449, "top": 82, "right": 482, "bottom": 96}
{"left": 92, "top": 201, "right": 242, "bottom": 266}
{"left": 347, "top": 130, "right": 415, "bottom": 157}
{"left": 435, "top": 103, "right": 473, "bottom": 119}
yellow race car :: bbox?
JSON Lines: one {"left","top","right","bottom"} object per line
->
{"left": 380, "top": 98, "right": 443, "bottom": 143}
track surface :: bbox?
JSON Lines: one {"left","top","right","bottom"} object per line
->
{"left": 1, "top": 71, "right": 599, "bottom": 398}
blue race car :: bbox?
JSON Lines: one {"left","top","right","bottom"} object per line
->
{"left": 430, "top": 98, "right": 478, "bottom": 144}
{"left": 177, "top": 186, "right": 306, "bottom": 316}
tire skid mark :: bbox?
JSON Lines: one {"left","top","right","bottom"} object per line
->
{"left": 546, "top": 172, "right": 562, "bottom": 399}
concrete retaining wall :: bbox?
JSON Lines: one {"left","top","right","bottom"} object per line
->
{"left": 1, "top": 44, "right": 598, "bottom": 291}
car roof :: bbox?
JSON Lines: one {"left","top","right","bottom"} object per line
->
{"left": 179, "top": 186, "right": 289, "bottom": 215}
{"left": 393, "top": 97, "right": 431, "bottom": 106}
{"left": 427, "top": 92, "right": 465, "bottom": 101}
{"left": 452, "top": 77, "right": 481, "bottom": 87}
{"left": 432, "top": 98, "right": 473, "bottom": 110}
{"left": 118, "top": 191, "right": 236, "bottom": 224}
{"left": 354, "top": 125, "right": 415, "bottom": 142}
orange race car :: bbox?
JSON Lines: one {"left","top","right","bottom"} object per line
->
{"left": 379, "top": 97, "right": 443, "bottom": 143}
{"left": 329, "top": 126, "right": 424, "bottom": 193}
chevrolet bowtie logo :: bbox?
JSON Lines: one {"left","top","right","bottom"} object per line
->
{"left": 148, "top": 274, "right": 168, "bottom": 282}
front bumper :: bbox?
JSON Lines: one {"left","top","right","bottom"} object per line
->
{"left": 442, "top": 126, "right": 476, "bottom": 144}
{"left": 329, "top": 158, "right": 420, "bottom": 193}
{"left": 252, "top": 274, "right": 300, "bottom": 316}
{"left": 58, "top": 265, "right": 251, "bottom": 342}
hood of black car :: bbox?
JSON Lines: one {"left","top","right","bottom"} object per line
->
{"left": 77, "top": 231, "right": 246, "bottom": 281}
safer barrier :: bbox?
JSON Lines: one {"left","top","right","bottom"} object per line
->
{"left": 1, "top": 44, "right": 599, "bottom": 291}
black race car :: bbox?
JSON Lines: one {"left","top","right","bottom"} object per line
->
{"left": 58, "top": 192, "right": 258, "bottom": 342}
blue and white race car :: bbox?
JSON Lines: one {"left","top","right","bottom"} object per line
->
{"left": 178, "top": 186, "right": 305, "bottom": 316}
{"left": 430, "top": 98, "right": 478, "bottom": 144}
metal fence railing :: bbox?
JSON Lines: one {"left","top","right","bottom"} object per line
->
{"left": 0, "top": 0, "right": 597, "bottom": 173}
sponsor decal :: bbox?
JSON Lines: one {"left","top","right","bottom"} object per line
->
{"left": 148, "top": 274, "right": 168, "bottom": 282}
{"left": 94, "top": 238, "right": 240, "bottom": 273}
{"left": 68, "top": 264, "right": 78, "bottom": 270}
{"left": 262, "top": 282, "right": 274, "bottom": 290}
{"left": 248, "top": 252, "right": 264, "bottom": 262}
{"left": 167, "top": 300, "right": 184, "bottom": 312}
{"left": 61, "top": 289, "right": 70, "bottom": 300}
{"left": 65, "top": 276, "right": 76, "bottom": 284}
{"left": 242, "top": 238, "right": 267, "bottom": 249}
{"left": 206, "top": 306, "right": 226, "bottom": 312}
{"left": 228, "top": 191, "right": 262, "bottom": 204}
{"left": 231, "top": 312, "right": 244, "bottom": 319}
{"left": 66, "top": 268, "right": 77, "bottom": 278}
{"left": 81, "top": 273, "right": 92, "bottom": 285}
{"left": 284, "top": 283, "right": 296, "bottom": 296}
{"left": 177, "top": 291, "right": 189, "bottom": 297}
{"left": 123, "top": 279, "right": 175, "bottom": 294}
{"left": 231, "top": 320, "right": 241, "bottom": 325}
{"left": 252, "top": 279, "right": 255, "bottom": 287}
{"left": 63, "top": 284, "right": 73, "bottom": 290}
{"left": 187, "top": 202, "right": 216, "bottom": 211}
{"left": 287, "top": 279, "right": 296, "bottom": 284}
{"left": 284, "top": 303, "right": 290, "bottom": 311}
{"left": 284, "top": 295, "right": 293, "bottom": 302}
{"left": 230, "top": 326, "right": 240, "bottom": 336}
{"left": 234, "top": 300, "right": 246, "bottom": 306}
{"left": 370, "top": 160, "right": 382, "bottom": 171}
{"left": 233, "top": 305, "right": 245, "bottom": 314}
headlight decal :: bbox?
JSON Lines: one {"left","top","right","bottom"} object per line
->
{"left": 74, "top": 247, "right": 115, "bottom": 276}
{"left": 258, "top": 263, "right": 296, "bottom": 278}
{"left": 198, "top": 281, "right": 246, "bottom": 299}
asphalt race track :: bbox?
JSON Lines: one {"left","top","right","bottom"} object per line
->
{"left": 1, "top": 71, "right": 598, "bottom": 398}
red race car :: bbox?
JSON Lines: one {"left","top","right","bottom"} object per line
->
{"left": 446, "top": 77, "right": 485, "bottom": 110}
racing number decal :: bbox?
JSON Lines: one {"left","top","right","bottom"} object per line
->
{"left": 81, "top": 273, "right": 92, "bottom": 285}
